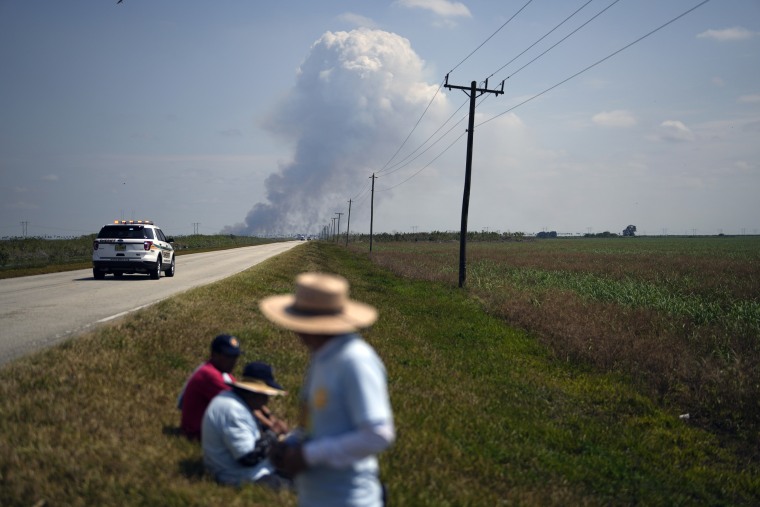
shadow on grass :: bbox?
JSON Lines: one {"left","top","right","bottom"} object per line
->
{"left": 162, "top": 425, "right": 183, "bottom": 437}
{"left": 179, "top": 458, "right": 206, "bottom": 480}
{"left": 162, "top": 425, "right": 207, "bottom": 481}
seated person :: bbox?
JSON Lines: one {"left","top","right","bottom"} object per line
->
{"left": 179, "top": 334, "right": 241, "bottom": 440}
{"left": 202, "top": 361, "right": 289, "bottom": 488}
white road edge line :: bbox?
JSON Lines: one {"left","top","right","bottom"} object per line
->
{"left": 96, "top": 300, "right": 167, "bottom": 324}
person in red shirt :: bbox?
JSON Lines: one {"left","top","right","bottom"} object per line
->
{"left": 179, "top": 334, "right": 242, "bottom": 440}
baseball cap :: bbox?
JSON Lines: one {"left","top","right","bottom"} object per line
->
{"left": 211, "top": 334, "right": 242, "bottom": 356}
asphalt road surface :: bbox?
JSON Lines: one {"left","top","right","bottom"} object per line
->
{"left": 0, "top": 242, "right": 302, "bottom": 367}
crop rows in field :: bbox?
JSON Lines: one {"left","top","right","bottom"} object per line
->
{"left": 468, "top": 261, "right": 760, "bottom": 333}
{"left": 356, "top": 236, "right": 760, "bottom": 449}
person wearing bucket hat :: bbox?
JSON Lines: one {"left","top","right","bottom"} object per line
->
{"left": 201, "top": 361, "right": 291, "bottom": 488}
{"left": 262, "top": 272, "right": 395, "bottom": 507}
{"left": 179, "top": 334, "right": 242, "bottom": 440}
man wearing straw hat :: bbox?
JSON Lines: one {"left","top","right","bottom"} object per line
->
{"left": 261, "top": 272, "right": 395, "bottom": 507}
{"left": 201, "top": 361, "right": 290, "bottom": 488}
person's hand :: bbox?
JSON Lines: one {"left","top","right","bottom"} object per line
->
{"left": 269, "top": 441, "right": 308, "bottom": 478}
{"left": 254, "top": 407, "right": 289, "bottom": 436}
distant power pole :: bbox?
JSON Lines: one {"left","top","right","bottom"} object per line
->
{"left": 192, "top": 222, "right": 200, "bottom": 234}
{"left": 369, "top": 173, "right": 376, "bottom": 253}
{"left": 444, "top": 76, "right": 504, "bottom": 288}
{"left": 20, "top": 221, "right": 28, "bottom": 237}
{"left": 335, "top": 212, "right": 344, "bottom": 243}
{"left": 345, "top": 199, "right": 352, "bottom": 246}
{"left": 331, "top": 217, "right": 337, "bottom": 241}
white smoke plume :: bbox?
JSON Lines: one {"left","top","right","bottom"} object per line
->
{"left": 224, "top": 28, "right": 444, "bottom": 236}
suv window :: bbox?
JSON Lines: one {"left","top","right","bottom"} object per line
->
{"left": 156, "top": 229, "right": 167, "bottom": 242}
{"left": 98, "top": 225, "right": 148, "bottom": 239}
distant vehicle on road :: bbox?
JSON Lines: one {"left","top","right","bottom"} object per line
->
{"left": 92, "top": 220, "right": 175, "bottom": 279}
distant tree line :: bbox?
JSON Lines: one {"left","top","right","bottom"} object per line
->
{"left": 349, "top": 230, "right": 526, "bottom": 243}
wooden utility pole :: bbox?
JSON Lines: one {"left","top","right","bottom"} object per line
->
{"left": 335, "top": 212, "right": 344, "bottom": 242}
{"left": 345, "top": 199, "right": 352, "bottom": 246}
{"left": 444, "top": 75, "right": 504, "bottom": 287}
{"left": 369, "top": 173, "right": 376, "bottom": 253}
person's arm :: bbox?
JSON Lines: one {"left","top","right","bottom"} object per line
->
{"left": 303, "top": 420, "right": 395, "bottom": 468}
{"left": 237, "top": 435, "right": 271, "bottom": 467}
{"left": 271, "top": 420, "right": 395, "bottom": 477}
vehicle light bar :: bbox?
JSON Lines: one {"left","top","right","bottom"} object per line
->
{"left": 112, "top": 220, "right": 154, "bottom": 225}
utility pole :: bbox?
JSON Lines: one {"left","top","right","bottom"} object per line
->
{"left": 20, "top": 221, "right": 28, "bottom": 238}
{"left": 335, "top": 212, "right": 344, "bottom": 243}
{"left": 345, "top": 199, "right": 352, "bottom": 246}
{"left": 444, "top": 75, "right": 504, "bottom": 288}
{"left": 369, "top": 173, "right": 376, "bottom": 253}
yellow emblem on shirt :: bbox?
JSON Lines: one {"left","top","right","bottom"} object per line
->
{"left": 313, "top": 387, "right": 328, "bottom": 410}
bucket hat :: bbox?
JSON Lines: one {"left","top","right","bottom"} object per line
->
{"left": 232, "top": 361, "right": 286, "bottom": 396}
{"left": 259, "top": 272, "right": 377, "bottom": 335}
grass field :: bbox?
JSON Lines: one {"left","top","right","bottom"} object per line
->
{"left": 356, "top": 236, "right": 760, "bottom": 453}
{"left": 1, "top": 240, "right": 758, "bottom": 506}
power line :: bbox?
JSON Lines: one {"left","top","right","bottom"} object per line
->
{"left": 360, "top": 0, "right": 536, "bottom": 190}
{"left": 376, "top": 78, "right": 446, "bottom": 175}
{"left": 376, "top": 131, "right": 466, "bottom": 192}
{"left": 502, "top": 0, "right": 624, "bottom": 83}
{"left": 378, "top": 0, "right": 619, "bottom": 187}
{"left": 484, "top": 0, "right": 598, "bottom": 81}
{"left": 347, "top": 0, "right": 713, "bottom": 221}
{"left": 380, "top": 103, "right": 470, "bottom": 178}
{"left": 478, "top": 0, "right": 713, "bottom": 128}
{"left": 447, "top": 0, "right": 536, "bottom": 75}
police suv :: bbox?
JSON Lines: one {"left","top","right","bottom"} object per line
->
{"left": 92, "top": 220, "right": 175, "bottom": 279}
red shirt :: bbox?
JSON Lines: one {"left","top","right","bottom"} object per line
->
{"left": 180, "top": 362, "right": 234, "bottom": 440}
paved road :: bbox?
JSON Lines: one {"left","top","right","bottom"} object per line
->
{"left": 0, "top": 242, "right": 301, "bottom": 366}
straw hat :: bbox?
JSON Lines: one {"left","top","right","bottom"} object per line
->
{"left": 259, "top": 272, "right": 377, "bottom": 335}
{"left": 231, "top": 361, "right": 286, "bottom": 397}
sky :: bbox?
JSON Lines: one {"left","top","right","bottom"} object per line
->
{"left": 1, "top": 0, "right": 758, "bottom": 238}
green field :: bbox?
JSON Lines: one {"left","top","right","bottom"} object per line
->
{"left": 359, "top": 236, "right": 760, "bottom": 448}
{"left": 1, "top": 239, "right": 758, "bottom": 506}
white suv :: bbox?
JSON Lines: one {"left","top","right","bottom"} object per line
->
{"left": 92, "top": 220, "right": 175, "bottom": 279}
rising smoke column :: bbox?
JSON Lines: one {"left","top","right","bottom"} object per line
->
{"left": 226, "top": 28, "right": 442, "bottom": 236}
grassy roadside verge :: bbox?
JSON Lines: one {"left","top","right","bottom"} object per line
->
{"left": 0, "top": 242, "right": 757, "bottom": 506}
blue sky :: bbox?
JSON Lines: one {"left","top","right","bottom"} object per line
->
{"left": 1, "top": 0, "right": 758, "bottom": 237}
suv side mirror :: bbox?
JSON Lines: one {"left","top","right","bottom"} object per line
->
{"left": 167, "top": 237, "right": 175, "bottom": 243}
